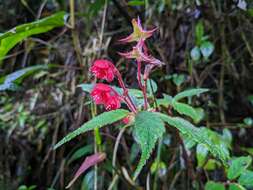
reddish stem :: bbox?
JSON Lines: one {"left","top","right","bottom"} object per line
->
{"left": 113, "top": 68, "right": 137, "bottom": 114}
{"left": 137, "top": 60, "right": 148, "bottom": 110}
{"left": 137, "top": 60, "right": 143, "bottom": 90}
{"left": 143, "top": 79, "right": 148, "bottom": 110}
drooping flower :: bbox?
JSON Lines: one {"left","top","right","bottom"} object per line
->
{"left": 90, "top": 59, "right": 115, "bottom": 82}
{"left": 118, "top": 39, "right": 164, "bottom": 66}
{"left": 91, "top": 83, "right": 121, "bottom": 111}
{"left": 119, "top": 17, "right": 157, "bottom": 43}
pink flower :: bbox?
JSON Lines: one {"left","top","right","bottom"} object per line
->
{"left": 118, "top": 40, "right": 164, "bottom": 66}
{"left": 119, "top": 17, "right": 157, "bottom": 43}
{"left": 90, "top": 59, "right": 115, "bottom": 82}
{"left": 91, "top": 83, "right": 121, "bottom": 111}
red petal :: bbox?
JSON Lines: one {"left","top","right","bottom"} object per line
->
{"left": 93, "top": 59, "right": 111, "bottom": 69}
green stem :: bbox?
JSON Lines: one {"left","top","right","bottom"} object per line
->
{"left": 91, "top": 103, "right": 101, "bottom": 190}
{"left": 153, "top": 139, "right": 162, "bottom": 190}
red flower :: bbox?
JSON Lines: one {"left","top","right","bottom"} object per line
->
{"left": 91, "top": 83, "right": 121, "bottom": 111}
{"left": 90, "top": 59, "right": 115, "bottom": 82}
{"left": 118, "top": 40, "right": 164, "bottom": 66}
{"left": 119, "top": 17, "right": 157, "bottom": 43}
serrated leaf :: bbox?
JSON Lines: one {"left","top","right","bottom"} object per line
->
{"left": 227, "top": 156, "right": 252, "bottom": 180}
{"left": 0, "top": 12, "right": 67, "bottom": 62}
{"left": 133, "top": 111, "right": 165, "bottom": 180}
{"left": 54, "top": 109, "right": 129, "bottom": 149}
{"left": 172, "top": 101, "right": 203, "bottom": 123}
{"left": 205, "top": 181, "right": 225, "bottom": 190}
{"left": 238, "top": 170, "right": 253, "bottom": 187}
{"left": 174, "top": 88, "right": 209, "bottom": 101}
{"left": 156, "top": 113, "right": 230, "bottom": 165}
{"left": 200, "top": 41, "right": 214, "bottom": 59}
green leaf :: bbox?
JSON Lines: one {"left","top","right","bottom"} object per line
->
{"left": 204, "top": 159, "right": 221, "bottom": 171}
{"left": 147, "top": 78, "right": 158, "bottom": 95}
{"left": 128, "top": 0, "right": 145, "bottom": 6}
{"left": 222, "top": 128, "right": 232, "bottom": 146}
{"left": 156, "top": 113, "right": 230, "bottom": 165}
{"left": 227, "top": 156, "right": 252, "bottom": 180}
{"left": 248, "top": 95, "right": 253, "bottom": 106}
{"left": 156, "top": 94, "right": 173, "bottom": 107}
{"left": 238, "top": 170, "right": 253, "bottom": 187}
{"left": 200, "top": 41, "right": 214, "bottom": 59}
{"left": 81, "top": 170, "right": 94, "bottom": 190}
{"left": 174, "top": 88, "right": 209, "bottom": 101}
{"left": 205, "top": 181, "right": 225, "bottom": 190}
{"left": 0, "top": 65, "right": 48, "bottom": 91}
{"left": 0, "top": 12, "right": 67, "bottom": 62}
{"left": 68, "top": 145, "right": 93, "bottom": 164}
{"left": 172, "top": 74, "right": 186, "bottom": 87}
{"left": 172, "top": 101, "right": 203, "bottom": 123}
{"left": 191, "top": 46, "right": 201, "bottom": 61}
{"left": 133, "top": 111, "right": 165, "bottom": 180}
{"left": 197, "top": 144, "right": 209, "bottom": 167}
{"left": 229, "top": 183, "right": 246, "bottom": 190}
{"left": 243, "top": 117, "right": 253, "bottom": 126}
{"left": 195, "top": 21, "right": 204, "bottom": 46}
{"left": 54, "top": 109, "right": 129, "bottom": 149}
{"left": 150, "top": 160, "right": 166, "bottom": 174}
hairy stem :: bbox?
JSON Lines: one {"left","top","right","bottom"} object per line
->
{"left": 114, "top": 69, "right": 137, "bottom": 113}
{"left": 137, "top": 60, "right": 148, "bottom": 110}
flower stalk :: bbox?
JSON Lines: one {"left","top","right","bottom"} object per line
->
{"left": 90, "top": 17, "right": 164, "bottom": 115}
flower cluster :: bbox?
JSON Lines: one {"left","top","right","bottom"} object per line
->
{"left": 89, "top": 17, "right": 163, "bottom": 116}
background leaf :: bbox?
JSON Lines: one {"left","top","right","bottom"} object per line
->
{"left": 128, "top": 0, "right": 145, "bottom": 6}
{"left": 205, "top": 181, "right": 225, "bottom": 190}
{"left": 200, "top": 41, "right": 215, "bottom": 59}
{"left": 197, "top": 144, "right": 209, "bottom": 167}
{"left": 0, "top": 11, "right": 67, "bottom": 62}
{"left": 238, "top": 170, "right": 253, "bottom": 187}
{"left": 191, "top": 46, "right": 201, "bottom": 61}
{"left": 227, "top": 156, "right": 252, "bottom": 180}
{"left": 172, "top": 101, "right": 203, "bottom": 123}
{"left": 0, "top": 65, "right": 48, "bottom": 91}
{"left": 173, "top": 88, "right": 209, "bottom": 101}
